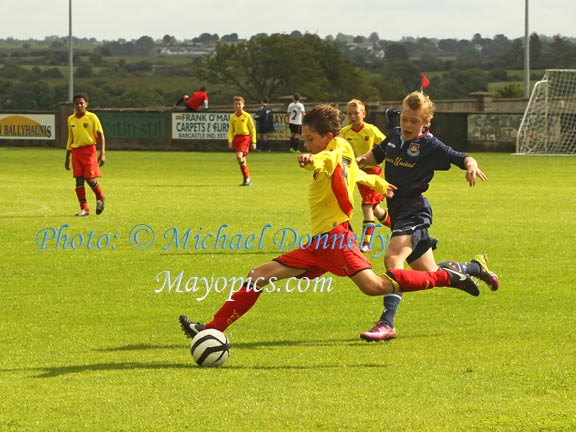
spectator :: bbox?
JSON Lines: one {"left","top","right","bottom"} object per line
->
{"left": 174, "top": 86, "right": 208, "bottom": 111}
{"left": 254, "top": 97, "right": 275, "bottom": 152}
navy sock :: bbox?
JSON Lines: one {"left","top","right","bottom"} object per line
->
{"left": 462, "top": 261, "right": 482, "bottom": 277}
{"left": 379, "top": 294, "right": 402, "bottom": 328}
{"left": 459, "top": 261, "right": 482, "bottom": 277}
{"left": 438, "top": 260, "right": 482, "bottom": 277}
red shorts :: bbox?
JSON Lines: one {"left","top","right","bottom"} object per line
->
{"left": 273, "top": 222, "right": 372, "bottom": 279}
{"left": 358, "top": 166, "right": 384, "bottom": 205}
{"left": 71, "top": 145, "right": 101, "bottom": 179}
{"left": 233, "top": 135, "right": 251, "bottom": 155}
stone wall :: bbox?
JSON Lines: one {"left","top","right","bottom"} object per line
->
{"left": 0, "top": 93, "right": 527, "bottom": 153}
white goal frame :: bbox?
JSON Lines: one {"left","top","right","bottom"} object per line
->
{"left": 516, "top": 69, "right": 576, "bottom": 155}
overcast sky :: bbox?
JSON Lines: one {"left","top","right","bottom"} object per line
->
{"left": 2, "top": 0, "right": 574, "bottom": 41}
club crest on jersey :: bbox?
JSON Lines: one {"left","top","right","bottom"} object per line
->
{"left": 407, "top": 143, "right": 421, "bottom": 156}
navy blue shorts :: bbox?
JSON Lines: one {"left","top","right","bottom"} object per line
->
{"left": 388, "top": 196, "right": 438, "bottom": 263}
{"left": 289, "top": 123, "right": 302, "bottom": 135}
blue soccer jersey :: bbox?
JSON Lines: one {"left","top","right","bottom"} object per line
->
{"left": 372, "top": 127, "right": 468, "bottom": 199}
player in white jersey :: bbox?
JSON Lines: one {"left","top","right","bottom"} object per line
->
{"left": 287, "top": 93, "right": 305, "bottom": 152}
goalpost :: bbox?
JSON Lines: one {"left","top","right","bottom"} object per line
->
{"left": 516, "top": 69, "right": 576, "bottom": 155}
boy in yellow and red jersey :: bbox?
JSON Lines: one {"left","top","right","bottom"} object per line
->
{"left": 179, "top": 104, "right": 481, "bottom": 339}
{"left": 228, "top": 96, "right": 257, "bottom": 186}
{"left": 64, "top": 93, "right": 106, "bottom": 217}
{"left": 340, "top": 99, "right": 390, "bottom": 252}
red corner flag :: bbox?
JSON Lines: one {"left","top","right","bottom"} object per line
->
{"left": 421, "top": 73, "right": 430, "bottom": 89}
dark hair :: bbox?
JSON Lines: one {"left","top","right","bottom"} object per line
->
{"left": 73, "top": 92, "right": 89, "bottom": 102}
{"left": 200, "top": 86, "right": 207, "bottom": 91}
{"left": 293, "top": 93, "right": 301, "bottom": 100}
{"left": 262, "top": 97, "right": 269, "bottom": 103}
{"left": 302, "top": 104, "right": 341, "bottom": 136}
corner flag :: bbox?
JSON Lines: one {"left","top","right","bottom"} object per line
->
{"left": 421, "top": 73, "right": 430, "bottom": 90}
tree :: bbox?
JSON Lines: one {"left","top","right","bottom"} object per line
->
{"left": 2, "top": 80, "right": 55, "bottom": 109}
{"left": 201, "top": 34, "right": 373, "bottom": 102}
{"left": 135, "top": 36, "right": 155, "bottom": 56}
{"left": 368, "top": 32, "right": 380, "bottom": 44}
{"left": 76, "top": 62, "right": 93, "bottom": 78}
{"left": 221, "top": 33, "right": 239, "bottom": 43}
{"left": 289, "top": 30, "right": 303, "bottom": 39}
{"left": 430, "top": 68, "right": 488, "bottom": 99}
{"left": 43, "top": 67, "right": 63, "bottom": 79}
{"left": 196, "top": 33, "right": 219, "bottom": 44}
{"left": 502, "top": 38, "right": 525, "bottom": 69}
{"left": 438, "top": 38, "right": 461, "bottom": 55}
{"left": 163, "top": 34, "right": 175, "bottom": 46}
{"left": 529, "top": 33, "right": 543, "bottom": 68}
{"left": 495, "top": 83, "right": 523, "bottom": 98}
{"left": 546, "top": 35, "right": 573, "bottom": 68}
{"left": 385, "top": 43, "right": 409, "bottom": 62}
{"left": 381, "top": 61, "right": 421, "bottom": 91}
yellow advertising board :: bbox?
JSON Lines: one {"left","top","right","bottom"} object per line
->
{"left": 0, "top": 114, "right": 55, "bottom": 140}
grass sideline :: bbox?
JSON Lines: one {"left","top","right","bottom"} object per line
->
{"left": 0, "top": 148, "right": 574, "bottom": 431}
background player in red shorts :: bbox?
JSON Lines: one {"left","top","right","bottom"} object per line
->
{"left": 228, "top": 96, "right": 256, "bottom": 186}
{"left": 64, "top": 93, "right": 106, "bottom": 217}
{"left": 341, "top": 99, "right": 390, "bottom": 252}
{"left": 179, "top": 104, "right": 480, "bottom": 339}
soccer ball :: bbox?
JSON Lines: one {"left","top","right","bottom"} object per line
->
{"left": 190, "top": 329, "right": 230, "bottom": 367}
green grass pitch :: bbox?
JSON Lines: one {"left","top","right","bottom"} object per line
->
{"left": 0, "top": 148, "right": 574, "bottom": 431}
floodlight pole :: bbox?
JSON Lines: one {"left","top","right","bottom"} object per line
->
{"left": 524, "top": 0, "right": 530, "bottom": 98}
{"left": 68, "top": 0, "right": 74, "bottom": 101}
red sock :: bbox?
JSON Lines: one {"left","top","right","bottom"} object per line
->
{"left": 378, "top": 209, "right": 391, "bottom": 227}
{"left": 386, "top": 269, "right": 450, "bottom": 292}
{"left": 75, "top": 187, "right": 88, "bottom": 210}
{"left": 362, "top": 221, "right": 375, "bottom": 245}
{"left": 206, "top": 284, "right": 262, "bottom": 331}
{"left": 240, "top": 163, "right": 250, "bottom": 179}
{"left": 90, "top": 182, "right": 104, "bottom": 200}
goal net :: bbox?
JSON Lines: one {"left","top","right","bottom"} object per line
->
{"left": 516, "top": 69, "right": 576, "bottom": 155}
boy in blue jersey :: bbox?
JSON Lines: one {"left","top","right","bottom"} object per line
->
{"left": 357, "top": 91, "right": 499, "bottom": 341}
{"left": 254, "top": 97, "right": 274, "bottom": 152}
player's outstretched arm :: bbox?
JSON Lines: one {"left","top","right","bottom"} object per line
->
{"left": 356, "top": 151, "right": 377, "bottom": 166}
{"left": 464, "top": 157, "right": 487, "bottom": 187}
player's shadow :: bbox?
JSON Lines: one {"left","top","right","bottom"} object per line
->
{"left": 93, "top": 338, "right": 371, "bottom": 353}
{"left": 14, "top": 338, "right": 391, "bottom": 378}
{"left": 24, "top": 360, "right": 387, "bottom": 378}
